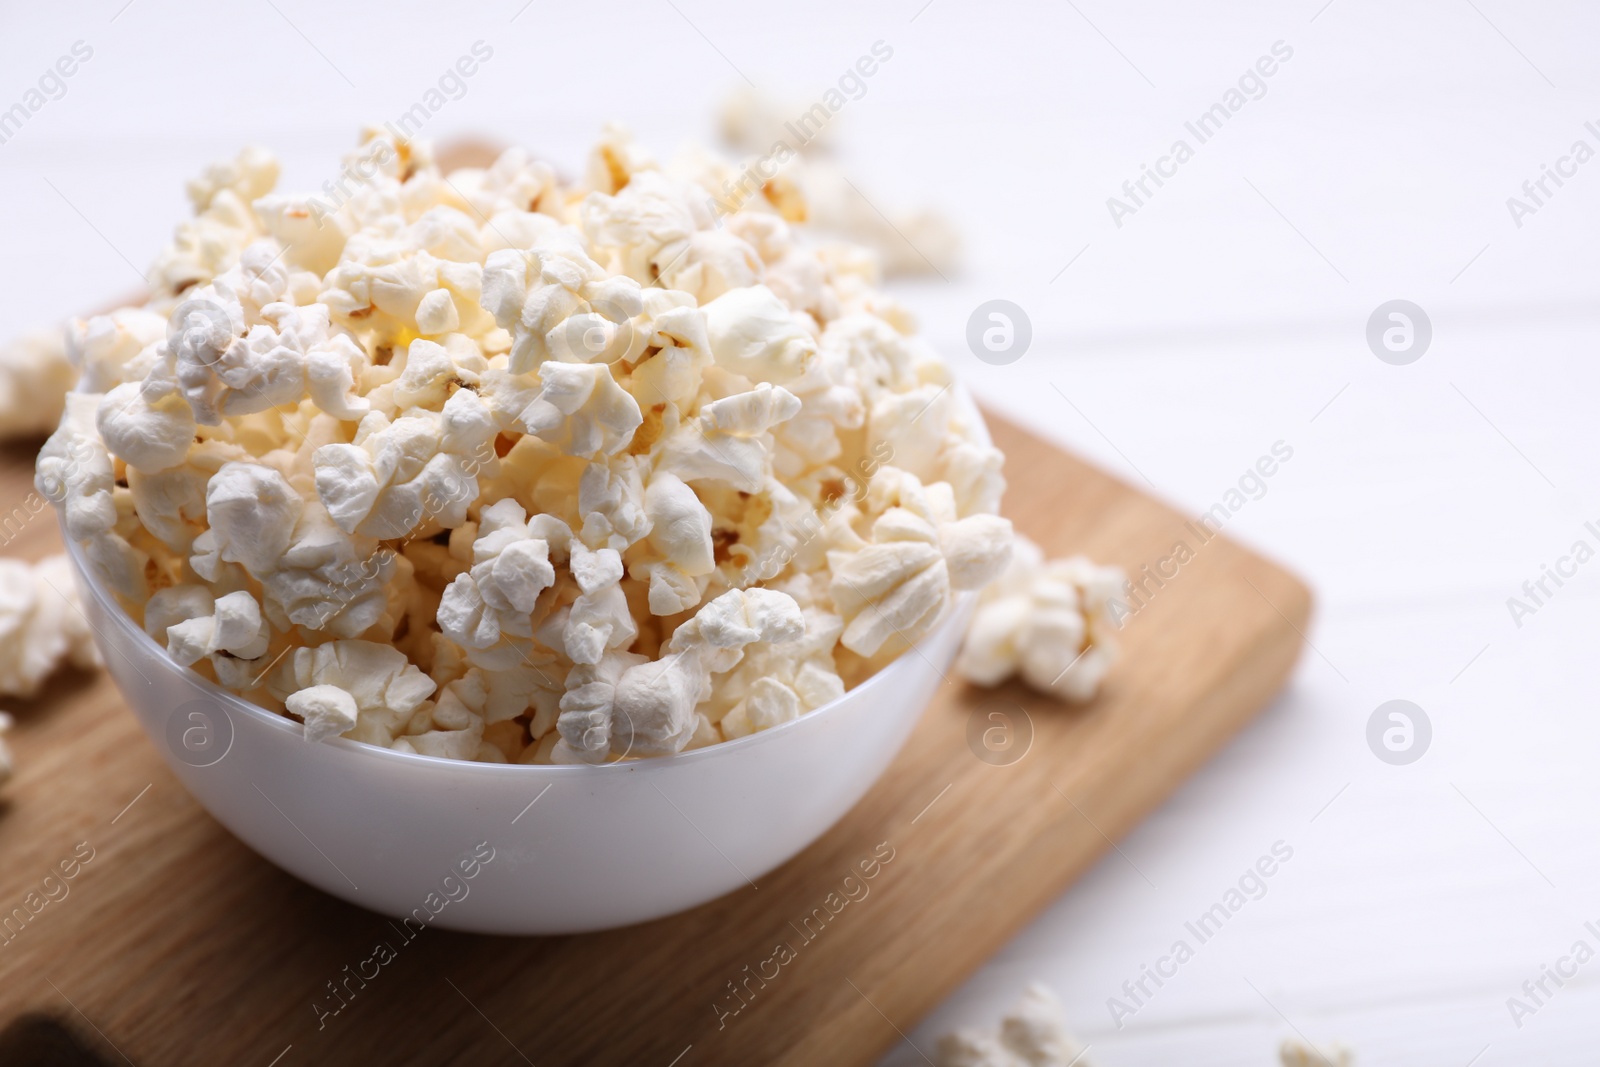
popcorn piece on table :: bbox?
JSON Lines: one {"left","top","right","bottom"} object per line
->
{"left": 718, "top": 87, "right": 838, "bottom": 158}
{"left": 934, "top": 983, "right": 1092, "bottom": 1067}
{"left": 715, "top": 89, "right": 960, "bottom": 278}
{"left": 39, "top": 123, "right": 1016, "bottom": 762}
{"left": 1280, "top": 1038, "right": 1354, "bottom": 1067}
{"left": 957, "top": 534, "right": 1124, "bottom": 703}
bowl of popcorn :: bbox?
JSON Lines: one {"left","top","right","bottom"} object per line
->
{"left": 40, "top": 127, "right": 1020, "bottom": 934}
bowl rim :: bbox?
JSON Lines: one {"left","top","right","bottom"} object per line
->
{"left": 58, "top": 381, "right": 991, "bottom": 778}
{"left": 62, "top": 517, "right": 975, "bottom": 779}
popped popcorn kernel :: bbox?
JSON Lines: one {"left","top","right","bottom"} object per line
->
{"left": 956, "top": 535, "right": 1123, "bottom": 703}
{"left": 1280, "top": 1038, "right": 1355, "bottom": 1067}
{"left": 0, "top": 555, "right": 102, "bottom": 699}
{"left": 934, "top": 983, "right": 1091, "bottom": 1067}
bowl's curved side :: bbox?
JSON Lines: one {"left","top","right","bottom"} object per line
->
{"left": 67, "top": 540, "right": 972, "bottom": 934}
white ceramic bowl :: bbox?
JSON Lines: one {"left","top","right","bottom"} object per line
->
{"left": 63, "top": 528, "right": 972, "bottom": 934}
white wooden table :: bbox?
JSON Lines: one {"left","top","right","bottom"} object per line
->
{"left": 2, "top": 1, "right": 1597, "bottom": 1063}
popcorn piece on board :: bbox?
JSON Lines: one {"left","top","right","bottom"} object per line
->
{"left": 0, "top": 555, "right": 102, "bottom": 699}
{"left": 957, "top": 534, "right": 1124, "bottom": 703}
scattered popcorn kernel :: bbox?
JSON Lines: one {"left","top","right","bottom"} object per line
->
{"left": 0, "top": 555, "right": 102, "bottom": 700}
{"left": 934, "top": 983, "right": 1091, "bottom": 1067}
{"left": 715, "top": 89, "right": 960, "bottom": 278}
{"left": 1280, "top": 1038, "right": 1354, "bottom": 1067}
{"left": 957, "top": 535, "right": 1123, "bottom": 702}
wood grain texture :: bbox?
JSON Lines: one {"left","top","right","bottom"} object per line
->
{"left": 0, "top": 411, "right": 1309, "bottom": 1067}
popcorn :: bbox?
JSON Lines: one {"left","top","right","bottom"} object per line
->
{"left": 785, "top": 157, "right": 962, "bottom": 278}
{"left": 658, "top": 230, "right": 763, "bottom": 304}
{"left": 702, "top": 286, "right": 817, "bottom": 384}
{"left": 37, "top": 393, "right": 117, "bottom": 544}
{"left": 42, "top": 126, "right": 1015, "bottom": 762}
{"left": 659, "top": 383, "right": 801, "bottom": 492}
{"left": 557, "top": 547, "right": 635, "bottom": 664}
{"left": 437, "top": 500, "right": 561, "bottom": 666}
{"left": 150, "top": 144, "right": 277, "bottom": 298}
{"left": 612, "top": 588, "right": 802, "bottom": 756}
{"left": 127, "top": 438, "right": 247, "bottom": 555}
{"left": 165, "top": 590, "right": 270, "bottom": 667}
{"left": 579, "top": 459, "right": 651, "bottom": 551}
{"left": 0, "top": 555, "right": 102, "bottom": 699}
{"left": 285, "top": 684, "right": 359, "bottom": 744}
{"left": 827, "top": 468, "right": 1012, "bottom": 658}
{"left": 715, "top": 580, "right": 845, "bottom": 738}
{"left": 97, "top": 374, "right": 197, "bottom": 474}
{"left": 553, "top": 649, "right": 645, "bottom": 763}
{"left": 269, "top": 640, "right": 435, "bottom": 746}
{"left": 0, "top": 326, "right": 78, "bottom": 439}
{"left": 584, "top": 170, "right": 703, "bottom": 284}
{"left": 264, "top": 507, "right": 402, "bottom": 640}
{"left": 177, "top": 308, "right": 314, "bottom": 425}
{"left": 69, "top": 308, "right": 169, "bottom": 395}
{"left": 483, "top": 239, "right": 648, "bottom": 373}
{"left": 313, "top": 387, "right": 497, "bottom": 539}
{"left": 204, "top": 463, "right": 303, "bottom": 576}
{"left": 715, "top": 90, "right": 961, "bottom": 278}
{"left": 934, "top": 984, "right": 1091, "bottom": 1067}
{"left": 643, "top": 471, "right": 714, "bottom": 577}
{"left": 1280, "top": 1039, "right": 1354, "bottom": 1067}
{"left": 718, "top": 87, "right": 838, "bottom": 158}
{"left": 513, "top": 361, "right": 642, "bottom": 456}
{"left": 403, "top": 670, "right": 493, "bottom": 760}
{"left": 957, "top": 535, "right": 1124, "bottom": 702}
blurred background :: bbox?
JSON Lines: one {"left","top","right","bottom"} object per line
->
{"left": 3, "top": 0, "right": 1598, "bottom": 1062}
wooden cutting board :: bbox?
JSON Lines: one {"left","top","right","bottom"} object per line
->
{"left": 0, "top": 410, "right": 1310, "bottom": 1067}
